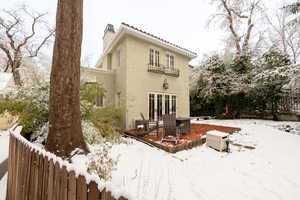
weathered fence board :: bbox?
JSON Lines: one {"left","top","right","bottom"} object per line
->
{"left": 7, "top": 132, "right": 128, "bottom": 200}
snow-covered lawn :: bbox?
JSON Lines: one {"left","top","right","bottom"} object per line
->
{"left": 106, "top": 119, "right": 300, "bottom": 200}
{"left": 0, "top": 130, "right": 9, "bottom": 200}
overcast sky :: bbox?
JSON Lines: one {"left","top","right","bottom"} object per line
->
{"left": 3, "top": 0, "right": 290, "bottom": 65}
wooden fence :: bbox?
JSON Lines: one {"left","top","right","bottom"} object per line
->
{"left": 6, "top": 128, "right": 128, "bottom": 200}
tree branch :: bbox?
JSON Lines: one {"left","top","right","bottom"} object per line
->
{"left": 28, "top": 29, "right": 55, "bottom": 57}
{"left": 0, "top": 43, "right": 13, "bottom": 68}
{"left": 221, "top": 0, "right": 241, "bottom": 53}
{"left": 16, "top": 12, "right": 46, "bottom": 52}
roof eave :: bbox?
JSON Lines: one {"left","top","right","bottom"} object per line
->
{"left": 122, "top": 25, "right": 197, "bottom": 58}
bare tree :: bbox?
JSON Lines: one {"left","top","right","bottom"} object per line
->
{"left": 208, "top": 0, "right": 263, "bottom": 55}
{"left": 266, "top": 9, "right": 300, "bottom": 63}
{"left": 0, "top": 6, "right": 54, "bottom": 86}
{"left": 46, "top": 0, "right": 89, "bottom": 158}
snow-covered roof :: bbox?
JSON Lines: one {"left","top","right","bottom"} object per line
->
{"left": 0, "top": 72, "right": 13, "bottom": 91}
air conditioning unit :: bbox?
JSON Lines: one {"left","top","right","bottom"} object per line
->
{"left": 206, "top": 130, "right": 229, "bottom": 152}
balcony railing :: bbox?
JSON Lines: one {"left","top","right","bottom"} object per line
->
{"left": 148, "top": 64, "right": 180, "bottom": 77}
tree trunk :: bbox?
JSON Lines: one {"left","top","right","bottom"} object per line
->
{"left": 46, "top": 0, "right": 88, "bottom": 158}
{"left": 11, "top": 66, "right": 22, "bottom": 87}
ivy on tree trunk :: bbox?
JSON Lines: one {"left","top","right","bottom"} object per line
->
{"left": 46, "top": 0, "right": 88, "bottom": 158}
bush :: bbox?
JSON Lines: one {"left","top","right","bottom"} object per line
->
{"left": 86, "top": 143, "right": 117, "bottom": 181}
{"left": 0, "top": 85, "right": 49, "bottom": 135}
{"left": 0, "top": 82, "right": 123, "bottom": 142}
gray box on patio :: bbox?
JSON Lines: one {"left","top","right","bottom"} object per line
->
{"left": 206, "top": 130, "right": 229, "bottom": 151}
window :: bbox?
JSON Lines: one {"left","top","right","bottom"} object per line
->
{"left": 166, "top": 54, "right": 174, "bottom": 69}
{"left": 149, "top": 93, "right": 155, "bottom": 121}
{"left": 149, "top": 49, "right": 154, "bottom": 65}
{"left": 155, "top": 50, "right": 160, "bottom": 67}
{"left": 157, "top": 94, "right": 163, "bottom": 120}
{"left": 107, "top": 53, "right": 112, "bottom": 70}
{"left": 149, "top": 49, "right": 160, "bottom": 67}
{"left": 165, "top": 95, "right": 170, "bottom": 115}
{"left": 96, "top": 95, "right": 104, "bottom": 107}
{"left": 149, "top": 93, "right": 176, "bottom": 121}
{"left": 171, "top": 95, "right": 176, "bottom": 114}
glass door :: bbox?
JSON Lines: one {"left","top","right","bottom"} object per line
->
{"left": 148, "top": 93, "right": 176, "bottom": 121}
{"left": 157, "top": 94, "right": 163, "bottom": 121}
{"left": 149, "top": 94, "right": 155, "bottom": 121}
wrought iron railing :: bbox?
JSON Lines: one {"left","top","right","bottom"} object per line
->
{"left": 148, "top": 64, "right": 179, "bottom": 77}
{"left": 279, "top": 89, "right": 300, "bottom": 113}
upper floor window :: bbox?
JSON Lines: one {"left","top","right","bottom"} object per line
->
{"left": 155, "top": 50, "right": 160, "bottom": 67}
{"left": 166, "top": 54, "right": 174, "bottom": 69}
{"left": 149, "top": 49, "right": 160, "bottom": 67}
{"left": 149, "top": 49, "right": 154, "bottom": 66}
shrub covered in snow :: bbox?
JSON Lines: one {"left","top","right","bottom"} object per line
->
{"left": 0, "top": 82, "right": 123, "bottom": 141}
{"left": 80, "top": 83, "right": 123, "bottom": 142}
{"left": 191, "top": 48, "right": 297, "bottom": 119}
{"left": 86, "top": 143, "right": 118, "bottom": 181}
{"left": 0, "top": 84, "right": 49, "bottom": 135}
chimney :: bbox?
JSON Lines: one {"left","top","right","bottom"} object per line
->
{"left": 103, "top": 24, "right": 115, "bottom": 52}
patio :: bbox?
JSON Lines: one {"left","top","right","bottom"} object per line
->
{"left": 123, "top": 123, "right": 241, "bottom": 153}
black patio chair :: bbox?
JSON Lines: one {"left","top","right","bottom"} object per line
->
{"left": 161, "top": 114, "right": 184, "bottom": 144}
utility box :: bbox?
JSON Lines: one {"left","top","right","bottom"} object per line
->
{"left": 206, "top": 130, "right": 229, "bottom": 152}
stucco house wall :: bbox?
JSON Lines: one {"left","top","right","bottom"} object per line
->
{"left": 125, "top": 35, "right": 191, "bottom": 128}
{"left": 80, "top": 67, "right": 115, "bottom": 107}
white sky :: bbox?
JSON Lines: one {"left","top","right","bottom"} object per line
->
{"left": 2, "top": 0, "right": 289, "bottom": 65}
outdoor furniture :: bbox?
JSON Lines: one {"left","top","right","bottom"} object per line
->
{"left": 135, "top": 113, "right": 159, "bottom": 137}
{"left": 206, "top": 130, "right": 229, "bottom": 152}
{"left": 176, "top": 117, "right": 191, "bottom": 134}
{"left": 135, "top": 119, "right": 149, "bottom": 131}
{"left": 162, "top": 114, "right": 184, "bottom": 144}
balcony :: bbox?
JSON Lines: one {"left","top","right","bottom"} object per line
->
{"left": 147, "top": 64, "right": 179, "bottom": 77}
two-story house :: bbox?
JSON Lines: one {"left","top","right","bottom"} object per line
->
{"left": 81, "top": 23, "right": 197, "bottom": 129}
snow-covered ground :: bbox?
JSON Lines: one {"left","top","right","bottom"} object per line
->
{"left": 106, "top": 119, "right": 300, "bottom": 200}
{"left": 1, "top": 119, "right": 300, "bottom": 200}
{"left": 0, "top": 130, "right": 9, "bottom": 200}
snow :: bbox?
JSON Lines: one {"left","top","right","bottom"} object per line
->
{"left": 0, "top": 131, "right": 9, "bottom": 164}
{"left": 0, "top": 174, "right": 7, "bottom": 200}
{"left": 0, "top": 72, "right": 13, "bottom": 91}
{"left": 207, "top": 130, "right": 229, "bottom": 137}
{"left": 105, "top": 119, "right": 300, "bottom": 200}
{"left": 2, "top": 119, "right": 300, "bottom": 199}
{"left": 0, "top": 130, "right": 10, "bottom": 200}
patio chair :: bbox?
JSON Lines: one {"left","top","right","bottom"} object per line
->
{"left": 135, "top": 113, "right": 159, "bottom": 137}
{"left": 161, "top": 114, "right": 184, "bottom": 144}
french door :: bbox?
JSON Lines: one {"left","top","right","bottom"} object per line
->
{"left": 148, "top": 92, "right": 176, "bottom": 121}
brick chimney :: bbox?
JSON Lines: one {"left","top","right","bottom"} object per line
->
{"left": 103, "top": 24, "right": 115, "bottom": 52}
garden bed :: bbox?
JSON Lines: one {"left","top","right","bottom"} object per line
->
{"left": 123, "top": 124, "right": 241, "bottom": 153}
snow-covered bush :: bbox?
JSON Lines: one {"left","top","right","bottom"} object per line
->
{"left": 250, "top": 48, "right": 292, "bottom": 119}
{"left": 0, "top": 84, "right": 49, "bottom": 135}
{"left": 87, "top": 143, "right": 118, "bottom": 181}
{"left": 82, "top": 121, "right": 105, "bottom": 144}
{"left": 191, "top": 53, "right": 253, "bottom": 117}
{"left": 80, "top": 83, "right": 123, "bottom": 142}
{"left": 191, "top": 48, "right": 295, "bottom": 119}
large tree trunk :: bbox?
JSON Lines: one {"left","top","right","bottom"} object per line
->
{"left": 46, "top": 0, "right": 88, "bottom": 158}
